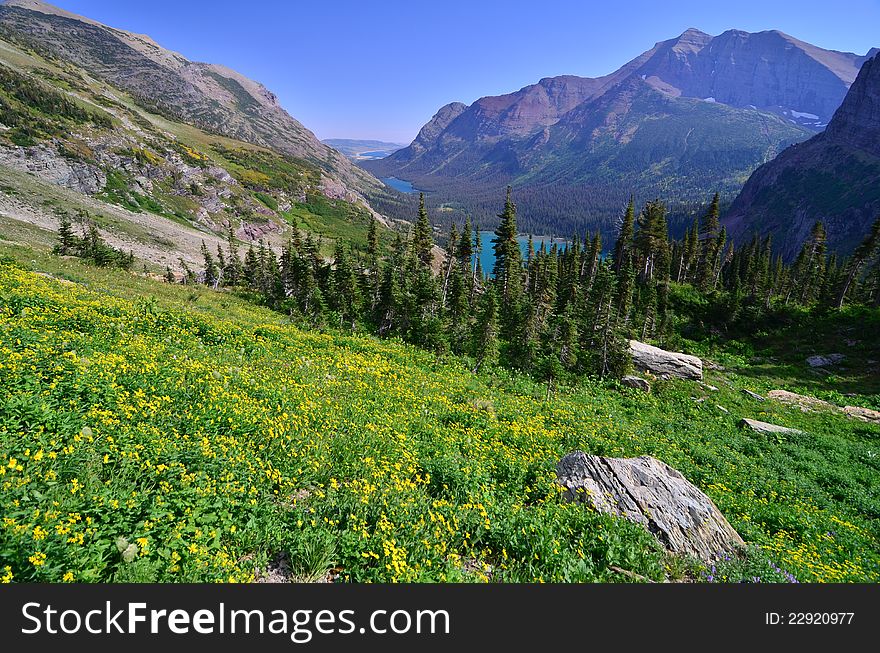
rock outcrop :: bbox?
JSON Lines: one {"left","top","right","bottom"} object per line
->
{"left": 842, "top": 406, "right": 880, "bottom": 424}
{"left": 768, "top": 390, "right": 835, "bottom": 412}
{"left": 629, "top": 340, "right": 703, "bottom": 380}
{"left": 557, "top": 452, "right": 744, "bottom": 560}
{"left": 0, "top": 145, "right": 105, "bottom": 194}
{"left": 739, "top": 418, "right": 805, "bottom": 435}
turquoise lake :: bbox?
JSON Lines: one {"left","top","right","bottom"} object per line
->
{"left": 381, "top": 177, "right": 417, "bottom": 193}
{"left": 476, "top": 231, "right": 570, "bottom": 274}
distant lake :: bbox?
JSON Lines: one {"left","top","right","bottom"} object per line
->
{"left": 382, "top": 177, "right": 417, "bottom": 194}
{"left": 361, "top": 150, "right": 397, "bottom": 159}
{"left": 477, "top": 231, "right": 570, "bottom": 275}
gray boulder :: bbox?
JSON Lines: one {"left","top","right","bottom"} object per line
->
{"left": 628, "top": 340, "right": 703, "bottom": 381}
{"left": 557, "top": 452, "right": 744, "bottom": 561}
{"left": 806, "top": 353, "right": 845, "bottom": 368}
{"left": 621, "top": 375, "right": 651, "bottom": 392}
{"left": 738, "top": 418, "right": 804, "bottom": 435}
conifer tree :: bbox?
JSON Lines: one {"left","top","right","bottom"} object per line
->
{"left": 458, "top": 215, "right": 474, "bottom": 272}
{"left": 243, "top": 244, "right": 259, "bottom": 290}
{"left": 635, "top": 200, "right": 669, "bottom": 283}
{"left": 471, "top": 286, "right": 498, "bottom": 373}
{"left": 492, "top": 187, "right": 524, "bottom": 302}
{"left": 413, "top": 193, "right": 434, "bottom": 268}
{"left": 201, "top": 240, "right": 219, "bottom": 289}
{"left": 377, "top": 234, "right": 407, "bottom": 336}
{"left": 613, "top": 197, "right": 635, "bottom": 276}
{"left": 223, "top": 228, "right": 243, "bottom": 287}
{"left": 836, "top": 216, "right": 880, "bottom": 308}
{"left": 331, "top": 243, "right": 360, "bottom": 330}
{"left": 366, "top": 216, "right": 381, "bottom": 310}
{"left": 790, "top": 222, "right": 827, "bottom": 304}
{"left": 440, "top": 222, "right": 458, "bottom": 308}
{"left": 585, "top": 232, "right": 602, "bottom": 295}
{"left": 697, "top": 193, "right": 721, "bottom": 290}
{"left": 54, "top": 214, "right": 77, "bottom": 256}
{"left": 446, "top": 259, "right": 471, "bottom": 354}
{"left": 491, "top": 188, "right": 527, "bottom": 348}
{"left": 582, "top": 262, "right": 628, "bottom": 377}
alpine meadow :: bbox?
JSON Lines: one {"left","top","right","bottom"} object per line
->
{"left": 0, "top": 0, "right": 878, "bottom": 590}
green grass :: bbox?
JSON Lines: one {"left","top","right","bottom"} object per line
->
{"left": 0, "top": 244, "right": 877, "bottom": 584}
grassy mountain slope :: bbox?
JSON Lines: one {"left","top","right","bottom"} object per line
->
{"left": 0, "top": 0, "right": 380, "bottom": 197}
{"left": 0, "top": 242, "right": 877, "bottom": 583}
{"left": 0, "top": 32, "right": 393, "bottom": 271}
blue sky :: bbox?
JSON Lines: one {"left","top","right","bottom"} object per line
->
{"left": 51, "top": 0, "right": 880, "bottom": 143}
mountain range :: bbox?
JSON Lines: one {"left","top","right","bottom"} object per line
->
{"left": 364, "top": 28, "right": 876, "bottom": 239}
{"left": 725, "top": 53, "right": 880, "bottom": 258}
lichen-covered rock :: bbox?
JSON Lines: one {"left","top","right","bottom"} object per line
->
{"left": 629, "top": 340, "right": 703, "bottom": 380}
{"left": 556, "top": 452, "right": 744, "bottom": 561}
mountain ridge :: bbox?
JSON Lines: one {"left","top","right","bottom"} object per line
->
{"left": 0, "top": 0, "right": 381, "bottom": 200}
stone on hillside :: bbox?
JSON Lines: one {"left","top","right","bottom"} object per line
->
{"left": 716, "top": 405, "right": 729, "bottom": 414}
{"left": 742, "top": 389, "right": 765, "bottom": 401}
{"left": 738, "top": 418, "right": 804, "bottom": 435}
{"left": 768, "top": 390, "right": 835, "bottom": 412}
{"left": 621, "top": 375, "right": 651, "bottom": 392}
{"left": 806, "top": 353, "right": 845, "bottom": 368}
{"left": 556, "top": 452, "right": 744, "bottom": 561}
{"left": 842, "top": 405, "right": 880, "bottom": 424}
{"left": 629, "top": 340, "right": 703, "bottom": 381}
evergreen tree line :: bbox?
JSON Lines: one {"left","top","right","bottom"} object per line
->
{"left": 54, "top": 211, "right": 134, "bottom": 270}
{"left": 73, "top": 189, "right": 880, "bottom": 385}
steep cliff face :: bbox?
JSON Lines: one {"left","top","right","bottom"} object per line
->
{"left": 724, "top": 56, "right": 880, "bottom": 258}
{"left": 365, "top": 28, "right": 872, "bottom": 235}
{"left": 0, "top": 0, "right": 381, "bottom": 197}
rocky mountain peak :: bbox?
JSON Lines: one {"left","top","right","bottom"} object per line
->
{"left": 408, "top": 102, "right": 468, "bottom": 153}
{"left": 668, "top": 27, "right": 712, "bottom": 53}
